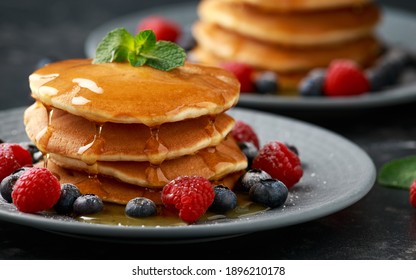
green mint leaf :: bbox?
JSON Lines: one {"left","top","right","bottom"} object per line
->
{"left": 93, "top": 28, "right": 186, "bottom": 71}
{"left": 378, "top": 155, "right": 416, "bottom": 189}
{"left": 93, "top": 28, "right": 134, "bottom": 64}
{"left": 141, "top": 41, "right": 186, "bottom": 71}
{"left": 135, "top": 30, "right": 157, "bottom": 53}
{"left": 128, "top": 53, "right": 146, "bottom": 67}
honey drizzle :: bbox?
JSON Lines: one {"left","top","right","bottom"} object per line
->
{"left": 144, "top": 126, "right": 169, "bottom": 164}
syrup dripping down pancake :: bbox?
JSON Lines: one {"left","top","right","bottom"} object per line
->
{"left": 48, "top": 135, "right": 248, "bottom": 188}
{"left": 24, "top": 102, "right": 236, "bottom": 164}
{"left": 29, "top": 59, "right": 240, "bottom": 126}
{"left": 198, "top": 0, "right": 380, "bottom": 46}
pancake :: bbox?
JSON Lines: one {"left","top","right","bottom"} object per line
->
{"left": 42, "top": 160, "right": 243, "bottom": 205}
{"left": 48, "top": 135, "right": 248, "bottom": 188}
{"left": 189, "top": 47, "right": 309, "bottom": 91}
{"left": 29, "top": 59, "right": 240, "bottom": 126}
{"left": 198, "top": 0, "right": 380, "bottom": 46}
{"left": 220, "top": 0, "right": 373, "bottom": 12}
{"left": 24, "top": 102, "right": 235, "bottom": 164}
{"left": 192, "top": 21, "right": 380, "bottom": 73}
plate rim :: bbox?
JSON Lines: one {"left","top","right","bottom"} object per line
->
{"left": 0, "top": 107, "right": 376, "bottom": 241}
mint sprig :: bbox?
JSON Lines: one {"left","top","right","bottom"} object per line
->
{"left": 93, "top": 28, "right": 186, "bottom": 71}
{"left": 378, "top": 155, "right": 416, "bottom": 189}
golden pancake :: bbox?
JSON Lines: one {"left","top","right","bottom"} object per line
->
{"left": 220, "top": 0, "right": 373, "bottom": 12}
{"left": 48, "top": 135, "right": 248, "bottom": 188}
{"left": 24, "top": 102, "right": 235, "bottom": 164}
{"left": 192, "top": 21, "right": 380, "bottom": 73}
{"left": 198, "top": 0, "right": 380, "bottom": 46}
{"left": 41, "top": 160, "right": 243, "bottom": 205}
{"left": 29, "top": 59, "right": 240, "bottom": 126}
{"left": 189, "top": 46, "right": 308, "bottom": 91}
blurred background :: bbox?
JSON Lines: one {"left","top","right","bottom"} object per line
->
{"left": 0, "top": 0, "right": 415, "bottom": 110}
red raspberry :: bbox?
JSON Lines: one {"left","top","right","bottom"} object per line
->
{"left": 323, "top": 59, "right": 370, "bottom": 97}
{"left": 12, "top": 167, "right": 61, "bottom": 213}
{"left": 410, "top": 180, "right": 416, "bottom": 208}
{"left": 0, "top": 143, "right": 32, "bottom": 181}
{"left": 136, "top": 16, "right": 181, "bottom": 42}
{"left": 219, "top": 62, "right": 255, "bottom": 93}
{"left": 252, "top": 141, "right": 303, "bottom": 189}
{"left": 231, "top": 120, "right": 260, "bottom": 149}
{"left": 161, "top": 176, "right": 215, "bottom": 223}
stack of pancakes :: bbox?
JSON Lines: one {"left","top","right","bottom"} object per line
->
{"left": 190, "top": 0, "right": 382, "bottom": 91}
{"left": 24, "top": 59, "right": 247, "bottom": 205}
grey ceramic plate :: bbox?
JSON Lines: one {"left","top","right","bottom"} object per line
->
{"left": 0, "top": 107, "right": 375, "bottom": 243}
{"left": 84, "top": 2, "right": 416, "bottom": 114}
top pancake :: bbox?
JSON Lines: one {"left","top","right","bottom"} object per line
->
{"left": 198, "top": 0, "right": 380, "bottom": 46}
{"left": 29, "top": 59, "right": 240, "bottom": 126}
{"left": 220, "top": 0, "right": 373, "bottom": 12}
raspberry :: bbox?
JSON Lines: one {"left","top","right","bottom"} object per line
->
{"left": 0, "top": 143, "right": 33, "bottom": 182}
{"left": 219, "top": 62, "right": 254, "bottom": 93}
{"left": 323, "top": 59, "right": 370, "bottom": 97}
{"left": 161, "top": 176, "right": 215, "bottom": 223}
{"left": 12, "top": 167, "right": 61, "bottom": 213}
{"left": 136, "top": 16, "right": 181, "bottom": 42}
{"left": 252, "top": 141, "right": 303, "bottom": 189}
{"left": 410, "top": 180, "right": 416, "bottom": 208}
{"left": 231, "top": 120, "right": 260, "bottom": 149}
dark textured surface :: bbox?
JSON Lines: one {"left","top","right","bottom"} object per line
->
{"left": 1, "top": 0, "right": 416, "bottom": 260}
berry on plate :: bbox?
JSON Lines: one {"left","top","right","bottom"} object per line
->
{"left": 238, "top": 141, "right": 259, "bottom": 168}
{"left": 410, "top": 180, "right": 416, "bottom": 208}
{"left": 73, "top": 194, "right": 104, "bottom": 215}
{"left": 0, "top": 143, "right": 33, "bottom": 181}
{"left": 231, "top": 120, "right": 260, "bottom": 149}
{"left": 12, "top": 167, "right": 61, "bottom": 213}
{"left": 219, "top": 61, "right": 255, "bottom": 93}
{"left": 161, "top": 176, "right": 215, "bottom": 223}
{"left": 136, "top": 16, "right": 181, "bottom": 42}
{"left": 209, "top": 185, "right": 237, "bottom": 213}
{"left": 0, "top": 167, "right": 30, "bottom": 203}
{"left": 298, "top": 68, "right": 326, "bottom": 97}
{"left": 54, "top": 183, "right": 82, "bottom": 214}
{"left": 125, "top": 197, "right": 157, "bottom": 218}
{"left": 237, "top": 168, "right": 272, "bottom": 192}
{"left": 323, "top": 59, "right": 370, "bottom": 97}
{"left": 249, "top": 178, "right": 288, "bottom": 208}
{"left": 254, "top": 71, "right": 279, "bottom": 94}
{"left": 252, "top": 141, "right": 303, "bottom": 189}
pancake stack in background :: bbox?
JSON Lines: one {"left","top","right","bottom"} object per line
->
{"left": 24, "top": 59, "right": 247, "bottom": 205}
{"left": 190, "top": 0, "right": 382, "bottom": 92}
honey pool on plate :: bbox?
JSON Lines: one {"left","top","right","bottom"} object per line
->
{"left": 76, "top": 193, "right": 271, "bottom": 226}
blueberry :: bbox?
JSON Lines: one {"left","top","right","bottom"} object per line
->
{"left": 249, "top": 179, "right": 288, "bottom": 208}
{"left": 0, "top": 167, "right": 30, "bottom": 203}
{"left": 125, "top": 197, "right": 157, "bottom": 218}
{"left": 237, "top": 169, "right": 272, "bottom": 192}
{"left": 238, "top": 141, "right": 258, "bottom": 168}
{"left": 73, "top": 194, "right": 103, "bottom": 215}
{"left": 209, "top": 185, "right": 238, "bottom": 213}
{"left": 367, "top": 48, "right": 411, "bottom": 91}
{"left": 285, "top": 143, "right": 299, "bottom": 156}
{"left": 54, "top": 183, "right": 82, "bottom": 214}
{"left": 254, "top": 71, "right": 279, "bottom": 94}
{"left": 298, "top": 68, "right": 326, "bottom": 96}
{"left": 19, "top": 141, "right": 43, "bottom": 164}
